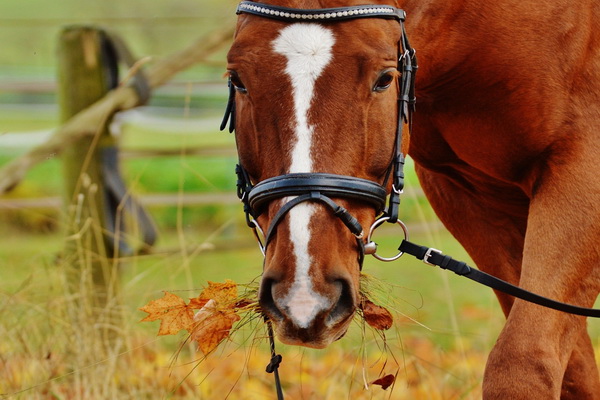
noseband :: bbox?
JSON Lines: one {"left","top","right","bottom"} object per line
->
{"left": 221, "top": 1, "right": 417, "bottom": 265}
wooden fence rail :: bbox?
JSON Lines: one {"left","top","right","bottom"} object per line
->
{"left": 0, "top": 26, "right": 234, "bottom": 195}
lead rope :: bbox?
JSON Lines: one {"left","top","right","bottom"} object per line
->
{"left": 265, "top": 318, "right": 284, "bottom": 399}
{"left": 398, "top": 240, "right": 600, "bottom": 318}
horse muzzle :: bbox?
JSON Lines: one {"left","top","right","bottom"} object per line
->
{"left": 259, "top": 271, "right": 357, "bottom": 348}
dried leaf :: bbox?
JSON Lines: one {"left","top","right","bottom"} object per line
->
{"left": 188, "top": 297, "right": 209, "bottom": 310}
{"left": 192, "top": 299, "right": 241, "bottom": 355}
{"left": 371, "top": 374, "right": 395, "bottom": 390}
{"left": 361, "top": 298, "right": 393, "bottom": 330}
{"left": 191, "top": 279, "right": 238, "bottom": 308}
{"left": 140, "top": 280, "right": 247, "bottom": 355}
{"left": 139, "top": 291, "right": 194, "bottom": 336}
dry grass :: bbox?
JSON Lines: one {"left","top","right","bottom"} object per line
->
{"left": 0, "top": 284, "right": 489, "bottom": 400}
{"left": 0, "top": 239, "right": 489, "bottom": 400}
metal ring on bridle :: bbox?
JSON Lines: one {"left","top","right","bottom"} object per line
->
{"left": 366, "top": 216, "right": 409, "bottom": 262}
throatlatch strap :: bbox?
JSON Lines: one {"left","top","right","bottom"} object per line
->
{"left": 399, "top": 240, "right": 600, "bottom": 318}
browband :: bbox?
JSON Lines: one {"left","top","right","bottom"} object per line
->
{"left": 236, "top": 1, "right": 406, "bottom": 22}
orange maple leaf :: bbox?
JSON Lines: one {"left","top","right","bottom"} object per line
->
{"left": 191, "top": 279, "right": 238, "bottom": 307}
{"left": 141, "top": 281, "right": 247, "bottom": 355}
{"left": 360, "top": 298, "right": 394, "bottom": 330}
{"left": 191, "top": 299, "right": 241, "bottom": 355}
{"left": 139, "top": 291, "right": 194, "bottom": 336}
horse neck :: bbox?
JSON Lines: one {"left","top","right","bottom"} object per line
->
{"left": 398, "top": 0, "right": 477, "bottom": 85}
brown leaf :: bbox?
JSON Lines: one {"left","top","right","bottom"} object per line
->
{"left": 190, "top": 280, "right": 238, "bottom": 309}
{"left": 188, "top": 297, "right": 209, "bottom": 310}
{"left": 140, "top": 281, "right": 245, "bottom": 354}
{"left": 139, "top": 291, "right": 194, "bottom": 336}
{"left": 361, "top": 298, "right": 393, "bottom": 330}
{"left": 371, "top": 374, "right": 395, "bottom": 390}
{"left": 191, "top": 299, "right": 241, "bottom": 355}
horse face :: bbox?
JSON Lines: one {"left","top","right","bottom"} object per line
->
{"left": 227, "top": 5, "right": 401, "bottom": 348}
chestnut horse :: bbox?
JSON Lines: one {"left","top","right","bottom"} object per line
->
{"left": 223, "top": 0, "right": 600, "bottom": 398}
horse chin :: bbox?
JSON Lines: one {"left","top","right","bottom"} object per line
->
{"left": 271, "top": 312, "right": 354, "bottom": 349}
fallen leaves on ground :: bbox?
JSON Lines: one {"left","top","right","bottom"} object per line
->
{"left": 140, "top": 280, "right": 252, "bottom": 355}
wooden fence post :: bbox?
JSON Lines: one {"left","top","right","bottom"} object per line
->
{"left": 57, "top": 26, "right": 123, "bottom": 346}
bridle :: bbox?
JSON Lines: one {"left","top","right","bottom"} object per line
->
{"left": 221, "top": 1, "right": 417, "bottom": 267}
{"left": 221, "top": 5, "right": 414, "bottom": 397}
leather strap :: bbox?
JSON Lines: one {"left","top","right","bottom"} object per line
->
{"left": 248, "top": 173, "right": 387, "bottom": 213}
{"left": 399, "top": 240, "right": 600, "bottom": 318}
{"left": 220, "top": 77, "right": 236, "bottom": 133}
{"left": 262, "top": 191, "right": 366, "bottom": 266}
{"left": 264, "top": 192, "right": 363, "bottom": 244}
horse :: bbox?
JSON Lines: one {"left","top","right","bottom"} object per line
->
{"left": 222, "top": 0, "right": 600, "bottom": 398}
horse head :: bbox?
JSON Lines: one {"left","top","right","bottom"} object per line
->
{"left": 223, "top": 0, "right": 410, "bottom": 348}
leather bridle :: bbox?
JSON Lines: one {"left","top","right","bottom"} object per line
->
{"left": 221, "top": 1, "right": 417, "bottom": 266}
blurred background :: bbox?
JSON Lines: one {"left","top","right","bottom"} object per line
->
{"left": 1, "top": 1, "right": 597, "bottom": 399}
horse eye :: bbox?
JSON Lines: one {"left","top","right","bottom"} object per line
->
{"left": 373, "top": 71, "right": 395, "bottom": 92}
{"left": 229, "top": 72, "right": 247, "bottom": 94}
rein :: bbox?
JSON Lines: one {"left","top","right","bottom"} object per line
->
{"left": 398, "top": 241, "right": 600, "bottom": 318}
{"left": 222, "top": 1, "right": 600, "bottom": 399}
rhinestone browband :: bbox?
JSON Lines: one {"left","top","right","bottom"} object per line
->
{"left": 236, "top": 1, "right": 406, "bottom": 22}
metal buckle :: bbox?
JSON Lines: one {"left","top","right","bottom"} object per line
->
{"left": 391, "top": 184, "right": 404, "bottom": 195}
{"left": 423, "top": 247, "right": 441, "bottom": 266}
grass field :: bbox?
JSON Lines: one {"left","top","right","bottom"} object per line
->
{"left": 0, "top": 219, "right": 503, "bottom": 400}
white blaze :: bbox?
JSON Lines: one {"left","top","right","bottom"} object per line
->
{"left": 272, "top": 24, "right": 335, "bottom": 328}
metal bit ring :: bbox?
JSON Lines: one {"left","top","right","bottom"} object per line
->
{"left": 365, "top": 216, "right": 409, "bottom": 262}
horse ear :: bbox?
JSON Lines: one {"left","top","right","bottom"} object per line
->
{"left": 220, "top": 77, "right": 236, "bottom": 133}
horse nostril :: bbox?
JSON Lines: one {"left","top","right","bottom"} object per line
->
{"left": 327, "top": 279, "right": 356, "bottom": 326}
{"left": 259, "top": 278, "right": 284, "bottom": 321}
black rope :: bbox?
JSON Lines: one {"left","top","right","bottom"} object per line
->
{"left": 265, "top": 319, "right": 284, "bottom": 400}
